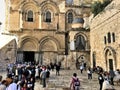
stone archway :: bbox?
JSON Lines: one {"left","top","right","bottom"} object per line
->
{"left": 104, "top": 46, "right": 116, "bottom": 71}
{"left": 17, "top": 36, "right": 39, "bottom": 63}
{"left": 39, "top": 36, "right": 60, "bottom": 65}
{"left": 74, "top": 32, "right": 88, "bottom": 51}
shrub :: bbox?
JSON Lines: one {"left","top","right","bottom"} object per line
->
{"left": 91, "top": 0, "right": 112, "bottom": 17}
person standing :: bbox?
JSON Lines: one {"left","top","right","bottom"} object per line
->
{"left": 109, "top": 69, "right": 115, "bottom": 85}
{"left": 102, "top": 78, "right": 114, "bottom": 90}
{"left": 56, "top": 64, "right": 60, "bottom": 76}
{"left": 50, "top": 62, "right": 54, "bottom": 71}
{"left": 83, "top": 62, "right": 87, "bottom": 71}
{"left": 98, "top": 73, "right": 104, "bottom": 90}
{"left": 0, "top": 75, "right": 3, "bottom": 85}
{"left": 70, "top": 73, "right": 80, "bottom": 90}
{"left": 7, "top": 79, "right": 21, "bottom": 90}
{"left": 17, "top": 65, "right": 23, "bottom": 81}
{"left": 40, "top": 67, "right": 47, "bottom": 88}
{"left": 80, "top": 65, "right": 84, "bottom": 74}
{"left": 0, "top": 80, "right": 7, "bottom": 90}
{"left": 35, "top": 66, "right": 39, "bottom": 79}
{"left": 87, "top": 67, "right": 92, "bottom": 79}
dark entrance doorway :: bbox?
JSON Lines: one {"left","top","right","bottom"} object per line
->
{"left": 109, "top": 59, "right": 113, "bottom": 70}
{"left": 23, "top": 51, "right": 35, "bottom": 63}
{"left": 93, "top": 53, "right": 96, "bottom": 68}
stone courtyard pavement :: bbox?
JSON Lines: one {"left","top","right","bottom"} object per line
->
{"left": 1, "top": 69, "right": 120, "bottom": 90}
{"left": 34, "top": 70, "right": 120, "bottom": 90}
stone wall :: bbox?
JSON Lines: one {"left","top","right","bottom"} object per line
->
{"left": 4, "top": 0, "right": 91, "bottom": 69}
{"left": 0, "top": 39, "right": 17, "bottom": 71}
{"left": 90, "top": 0, "right": 120, "bottom": 71}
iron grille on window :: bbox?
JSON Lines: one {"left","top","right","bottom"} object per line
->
{"left": 68, "top": 12, "right": 73, "bottom": 23}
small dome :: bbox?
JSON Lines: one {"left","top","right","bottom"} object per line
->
{"left": 66, "top": 0, "right": 73, "bottom": 5}
{"left": 72, "top": 18, "right": 84, "bottom": 28}
{"left": 72, "top": 18, "right": 84, "bottom": 24}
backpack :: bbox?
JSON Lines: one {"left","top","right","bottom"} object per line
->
{"left": 73, "top": 78, "right": 80, "bottom": 86}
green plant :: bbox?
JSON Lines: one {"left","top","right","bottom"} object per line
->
{"left": 91, "top": 0, "right": 112, "bottom": 17}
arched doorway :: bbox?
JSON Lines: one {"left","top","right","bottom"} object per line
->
{"left": 74, "top": 33, "right": 89, "bottom": 69}
{"left": 17, "top": 36, "right": 38, "bottom": 64}
{"left": 39, "top": 36, "right": 60, "bottom": 65}
{"left": 75, "top": 35, "right": 86, "bottom": 50}
{"left": 104, "top": 47, "right": 116, "bottom": 71}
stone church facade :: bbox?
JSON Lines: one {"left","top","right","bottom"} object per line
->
{"left": 3, "top": 0, "right": 92, "bottom": 69}
{"left": 90, "top": 0, "right": 120, "bottom": 71}
{"left": 3, "top": 0, "right": 120, "bottom": 71}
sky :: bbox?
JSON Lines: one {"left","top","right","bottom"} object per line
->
{"left": 0, "top": 0, "right": 5, "bottom": 31}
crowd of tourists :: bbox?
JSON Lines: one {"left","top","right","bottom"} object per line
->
{"left": 0, "top": 62, "right": 61, "bottom": 90}
{"left": 78, "top": 63, "right": 120, "bottom": 90}
{"left": 82, "top": 65, "right": 120, "bottom": 90}
{"left": 97, "top": 68, "right": 120, "bottom": 90}
{"left": 0, "top": 61, "right": 120, "bottom": 90}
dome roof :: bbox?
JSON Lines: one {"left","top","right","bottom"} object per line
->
{"left": 66, "top": 0, "right": 73, "bottom": 5}
{"left": 72, "top": 18, "right": 84, "bottom": 24}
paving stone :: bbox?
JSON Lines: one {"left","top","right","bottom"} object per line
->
{"left": 0, "top": 70, "right": 120, "bottom": 90}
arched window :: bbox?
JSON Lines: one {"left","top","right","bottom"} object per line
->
{"left": 108, "top": 32, "right": 111, "bottom": 43}
{"left": 68, "top": 12, "right": 73, "bottom": 23}
{"left": 46, "top": 11, "right": 51, "bottom": 22}
{"left": 27, "top": 10, "right": 33, "bottom": 22}
{"left": 104, "top": 36, "right": 107, "bottom": 44}
{"left": 75, "top": 35, "right": 86, "bottom": 50}
{"left": 112, "top": 33, "right": 115, "bottom": 42}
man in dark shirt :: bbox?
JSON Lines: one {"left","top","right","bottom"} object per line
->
{"left": 98, "top": 73, "right": 104, "bottom": 90}
{"left": 56, "top": 64, "right": 60, "bottom": 76}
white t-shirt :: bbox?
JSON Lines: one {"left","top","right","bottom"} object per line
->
{"left": 6, "top": 82, "right": 20, "bottom": 90}
{"left": 102, "top": 80, "right": 113, "bottom": 90}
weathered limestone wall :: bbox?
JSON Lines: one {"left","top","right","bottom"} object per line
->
{"left": 90, "top": 0, "right": 120, "bottom": 70}
{"left": 4, "top": 0, "right": 91, "bottom": 69}
{"left": 0, "top": 39, "right": 17, "bottom": 71}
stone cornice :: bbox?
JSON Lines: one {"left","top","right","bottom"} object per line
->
{"left": 65, "top": 4, "right": 91, "bottom": 8}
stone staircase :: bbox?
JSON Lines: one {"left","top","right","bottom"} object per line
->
{"left": 1, "top": 69, "right": 119, "bottom": 90}
{"left": 35, "top": 70, "right": 100, "bottom": 90}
